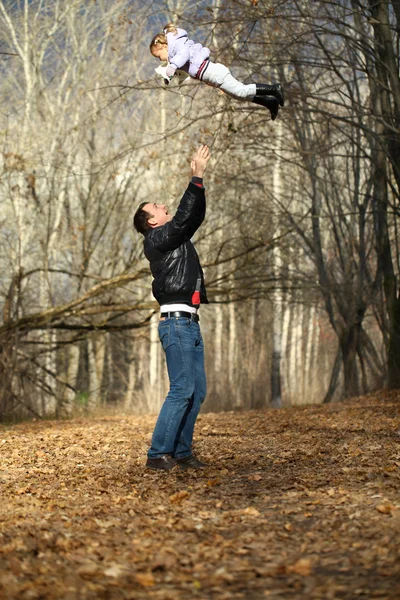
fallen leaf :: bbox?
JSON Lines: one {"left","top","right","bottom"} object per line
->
{"left": 169, "top": 490, "right": 189, "bottom": 504}
{"left": 289, "top": 558, "right": 312, "bottom": 576}
{"left": 207, "top": 478, "right": 221, "bottom": 487}
{"left": 376, "top": 504, "right": 394, "bottom": 514}
{"left": 135, "top": 572, "right": 155, "bottom": 587}
{"left": 104, "top": 564, "right": 124, "bottom": 578}
{"left": 77, "top": 562, "right": 98, "bottom": 576}
{"left": 242, "top": 507, "right": 261, "bottom": 517}
{"left": 248, "top": 474, "right": 262, "bottom": 481}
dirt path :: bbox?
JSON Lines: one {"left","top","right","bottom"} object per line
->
{"left": 1, "top": 392, "right": 399, "bottom": 599}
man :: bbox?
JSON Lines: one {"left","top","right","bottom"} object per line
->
{"left": 133, "top": 144, "right": 211, "bottom": 471}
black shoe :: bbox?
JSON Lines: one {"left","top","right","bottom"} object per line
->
{"left": 252, "top": 95, "right": 279, "bottom": 120}
{"left": 256, "top": 83, "right": 284, "bottom": 107}
{"left": 176, "top": 455, "right": 209, "bottom": 469}
{"left": 146, "top": 455, "right": 178, "bottom": 471}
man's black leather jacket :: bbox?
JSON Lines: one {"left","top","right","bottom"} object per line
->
{"left": 143, "top": 180, "right": 209, "bottom": 307}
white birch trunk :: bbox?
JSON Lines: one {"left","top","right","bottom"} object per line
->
{"left": 147, "top": 80, "right": 168, "bottom": 402}
{"left": 124, "top": 341, "right": 141, "bottom": 412}
{"left": 295, "top": 301, "right": 304, "bottom": 403}
{"left": 125, "top": 351, "right": 136, "bottom": 411}
{"left": 59, "top": 343, "right": 80, "bottom": 416}
{"left": 125, "top": 337, "right": 151, "bottom": 413}
{"left": 310, "top": 310, "right": 320, "bottom": 401}
{"left": 281, "top": 303, "right": 291, "bottom": 400}
{"left": 270, "top": 119, "right": 284, "bottom": 407}
{"left": 228, "top": 295, "right": 236, "bottom": 387}
{"left": 106, "top": 334, "right": 113, "bottom": 402}
{"left": 288, "top": 304, "right": 297, "bottom": 402}
{"left": 88, "top": 334, "right": 106, "bottom": 410}
{"left": 149, "top": 313, "right": 159, "bottom": 391}
{"left": 304, "top": 304, "right": 316, "bottom": 402}
{"left": 213, "top": 240, "right": 225, "bottom": 396}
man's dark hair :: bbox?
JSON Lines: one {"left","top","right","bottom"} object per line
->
{"left": 133, "top": 202, "right": 153, "bottom": 235}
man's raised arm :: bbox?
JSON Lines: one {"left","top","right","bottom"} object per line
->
{"left": 149, "top": 145, "right": 210, "bottom": 252}
{"left": 191, "top": 144, "right": 210, "bottom": 180}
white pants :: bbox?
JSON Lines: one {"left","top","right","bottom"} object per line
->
{"left": 200, "top": 61, "right": 256, "bottom": 101}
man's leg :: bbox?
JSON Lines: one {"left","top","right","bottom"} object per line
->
{"left": 173, "top": 325, "right": 206, "bottom": 459}
{"left": 147, "top": 318, "right": 198, "bottom": 460}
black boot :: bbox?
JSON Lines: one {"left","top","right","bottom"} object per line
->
{"left": 252, "top": 95, "right": 279, "bottom": 120}
{"left": 256, "top": 83, "right": 284, "bottom": 107}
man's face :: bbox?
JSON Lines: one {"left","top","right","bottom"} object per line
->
{"left": 144, "top": 202, "right": 172, "bottom": 228}
{"left": 152, "top": 44, "right": 169, "bottom": 62}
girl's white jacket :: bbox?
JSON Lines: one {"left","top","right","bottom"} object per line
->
{"left": 166, "top": 28, "right": 210, "bottom": 78}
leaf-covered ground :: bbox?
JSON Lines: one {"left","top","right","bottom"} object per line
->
{"left": 1, "top": 391, "right": 400, "bottom": 600}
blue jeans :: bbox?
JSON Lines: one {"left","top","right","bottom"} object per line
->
{"left": 148, "top": 317, "right": 207, "bottom": 459}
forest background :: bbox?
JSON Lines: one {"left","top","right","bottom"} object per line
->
{"left": 0, "top": 0, "right": 399, "bottom": 420}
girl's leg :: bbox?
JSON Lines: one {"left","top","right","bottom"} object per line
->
{"left": 201, "top": 62, "right": 284, "bottom": 111}
{"left": 201, "top": 62, "right": 256, "bottom": 100}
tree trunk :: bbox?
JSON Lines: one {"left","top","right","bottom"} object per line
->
{"left": 387, "top": 296, "right": 400, "bottom": 388}
{"left": 369, "top": 0, "right": 400, "bottom": 389}
{"left": 0, "top": 334, "right": 17, "bottom": 418}
{"left": 340, "top": 324, "right": 361, "bottom": 398}
{"left": 58, "top": 343, "right": 80, "bottom": 417}
{"left": 270, "top": 119, "right": 284, "bottom": 408}
{"left": 88, "top": 333, "right": 106, "bottom": 410}
{"left": 322, "top": 345, "right": 342, "bottom": 404}
{"left": 304, "top": 304, "right": 316, "bottom": 402}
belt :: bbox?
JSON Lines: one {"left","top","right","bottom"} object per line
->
{"left": 196, "top": 59, "right": 210, "bottom": 80}
{"left": 160, "top": 311, "right": 199, "bottom": 322}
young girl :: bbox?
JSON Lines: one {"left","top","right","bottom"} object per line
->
{"left": 150, "top": 24, "right": 284, "bottom": 121}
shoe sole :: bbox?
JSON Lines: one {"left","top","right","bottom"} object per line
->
{"left": 146, "top": 464, "right": 177, "bottom": 471}
{"left": 177, "top": 464, "right": 207, "bottom": 469}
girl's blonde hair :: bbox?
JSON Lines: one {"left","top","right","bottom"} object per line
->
{"left": 149, "top": 23, "right": 178, "bottom": 52}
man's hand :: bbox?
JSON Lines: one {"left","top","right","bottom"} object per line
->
{"left": 191, "top": 145, "right": 210, "bottom": 178}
